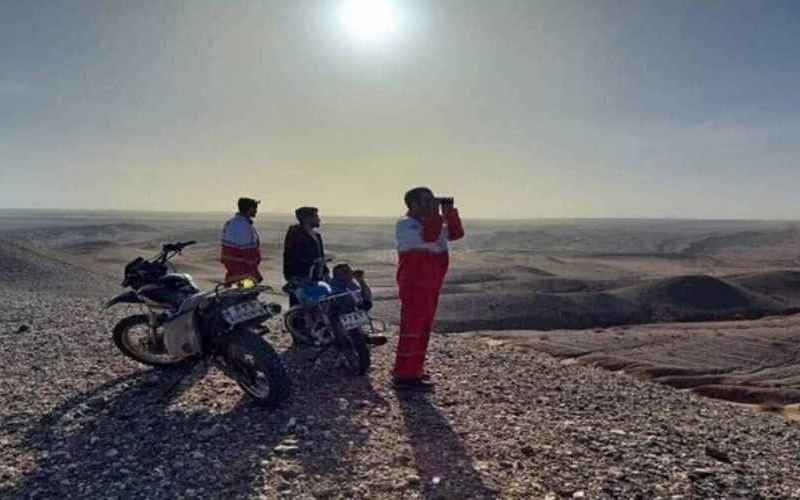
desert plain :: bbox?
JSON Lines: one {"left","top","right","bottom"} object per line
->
{"left": 2, "top": 209, "right": 800, "bottom": 498}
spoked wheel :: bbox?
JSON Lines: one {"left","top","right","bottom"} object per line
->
{"left": 113, "top": 315, "right": 188, "bottom": 367}
{"left": 222, "top": 330, "right": 290, "bottom": 408}
{"left": 335, "top": 326, "right": 371, "bottom": 376}
{"left": 284, "top": 307, "right": 314, "bottom": 346}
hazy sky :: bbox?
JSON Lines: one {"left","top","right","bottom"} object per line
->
{"left": 2, "top": 0, "right": 799, "bottom": 218}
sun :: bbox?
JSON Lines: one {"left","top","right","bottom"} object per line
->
{"left": 338, "top": 0, "right": 400, "bottom": 43}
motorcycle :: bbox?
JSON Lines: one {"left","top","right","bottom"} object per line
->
{"left": 282, "top": 258, "right": 373, "bottom": 375}
{"left": 105, "top": 241, "right": 290, "bottom": 408}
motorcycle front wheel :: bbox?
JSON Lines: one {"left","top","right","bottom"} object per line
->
{"left": 220, "top": 329, "right": 290, "bottom": 409}
{"left": 283, "top": 307, "right": 314, "bottom": 346}
{"left": 113, "top": 315, "right": 188, "bottom": 367}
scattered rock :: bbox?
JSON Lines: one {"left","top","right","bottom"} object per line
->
{"left": 406, "top": 474, "right": 421, "bottom": 487}
{"left": 276, "top": 466, "right": 302, "bottom": 480}
{"left": 705, "top": 446, "right": 732, "bottom": 463}
{"left": 312, "top": 485, "right": 336, "bottom": 498}
{"left": 689, "top": 468, "right": 716, "bottom": 481}
{"left": 198, "top": 425, "right": 222, "bottom": 440}
{"left": 274, "top": 444, "right": 300, "bottom": 456}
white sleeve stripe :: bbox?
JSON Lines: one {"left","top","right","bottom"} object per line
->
{"left": 221, "top": 240, "right": 259, "bottom": 249}
{"left": 221, "top": 217, "right": 258, "bottom": 248}
{"left": 395, "top": 217, "right": 448, "bottom": 253}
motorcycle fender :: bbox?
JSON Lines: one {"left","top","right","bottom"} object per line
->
{"left": 105, "top": 291, "right": 143, "bottom": 309}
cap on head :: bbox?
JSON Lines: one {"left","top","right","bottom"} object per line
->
{"left": 332, "top": 263, "right": 352, "bottom": 274}
{"left": 295, "top": 206, "right": 319, "bottom": 223}
{"left": 238, "top": 197, "right": 260, "bottom": 213}
{"left": 404, "top": 187, "right": 433, "bottom": 209}
{"left": 332, "top": 263, "right": 353, "bottom": 280}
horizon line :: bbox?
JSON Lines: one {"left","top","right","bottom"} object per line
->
{"left": 0, "top": 207, "right": 798, "bottom": 224}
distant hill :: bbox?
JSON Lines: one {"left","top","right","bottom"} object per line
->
{"left": 373, "top": 271, "right": 800, "bottom": 332}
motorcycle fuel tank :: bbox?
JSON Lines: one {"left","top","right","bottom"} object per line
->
{"left": 139, "top": 273, "right": 200, "bottom": 308}
{"left": 295, "top": 281, "right": 332, "bottom": 306}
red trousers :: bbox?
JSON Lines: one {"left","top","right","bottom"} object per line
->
{"left": 393, "top": 252, "right": 448, "bottom": 379}
{"left": 222, "top": 262, "right": 262, "bottom": 283}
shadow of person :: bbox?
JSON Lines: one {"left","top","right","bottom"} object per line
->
{"left": 398, "top": 392, "right": 498, "bottom": 500}
{"left": 2, "top": 364, "right": 290, "bottom": 499}
{"left": 280, "top": 344, "right": 389, "bottom": 489}
{"left": 3, "top": 333, "right": 399, "bottom": 499}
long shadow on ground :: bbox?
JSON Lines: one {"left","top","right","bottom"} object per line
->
{"left": 281, "top": 345, "right": 389, "bottom": 494}
{"left": 398, "top": 393, "right": 498, "bottom": 499}
{"left": 1, "top": 366, "right": 290, "bottom": 499}
{"left": 3, "top": 345, "right": 397, "bottom": 499}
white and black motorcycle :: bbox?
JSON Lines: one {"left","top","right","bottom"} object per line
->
{"left": 105, "top": 241, "right": 289, "bottom": 408}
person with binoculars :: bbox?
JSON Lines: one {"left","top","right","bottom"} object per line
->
{"left": 393, "top": 187, "right": 464, "bottom": 391}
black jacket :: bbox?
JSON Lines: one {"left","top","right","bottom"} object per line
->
{"left": 283, "top": 225, "right": 327, "bottom": 281}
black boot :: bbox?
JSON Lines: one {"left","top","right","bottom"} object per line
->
{"left": 366, "top": 334, "right": 388, "bottom": 346}
{"left": 392, "top": 377, "right": 435, "bottom": 391}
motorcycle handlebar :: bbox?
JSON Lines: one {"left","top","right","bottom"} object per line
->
{"left": 162, "top": 240, "right": 196, "bottom": 253}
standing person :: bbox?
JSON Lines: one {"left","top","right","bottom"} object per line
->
{"left": 283, "top": 206, "right": 328, "bottom": 305}
{"left": 220, "top": 197, "right": 263, "bottom": 283}
{"left": 393, "top": 187, "right": 464, "bottom": 390}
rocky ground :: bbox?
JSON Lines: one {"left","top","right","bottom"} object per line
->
{"left": 2, "top": 241, "right": 800, "bottom": 499}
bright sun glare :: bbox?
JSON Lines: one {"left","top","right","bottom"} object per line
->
{"left": 338, "top": 0, "right": 400, "bottom": 43}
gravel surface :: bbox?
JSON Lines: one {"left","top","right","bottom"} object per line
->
{"left": 3, "top": 241, "right": 800, "bottom": 499}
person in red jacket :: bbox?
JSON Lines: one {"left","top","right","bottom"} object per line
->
{"left": 220, "top": 197, "right": 263, "bottom": 283}
{"left": 393, "top": 187, "right": 464, "bottom": 391}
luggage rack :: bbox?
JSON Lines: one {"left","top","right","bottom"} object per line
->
{"left": 212, "top": 279, "right": 274, "bottom": 296}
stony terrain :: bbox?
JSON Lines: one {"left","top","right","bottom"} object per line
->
{"left": 3, "top": 239, "right": 800, "bottom": 499}
{"left": 486, "top": 315, "right": 800, "bottom": 411}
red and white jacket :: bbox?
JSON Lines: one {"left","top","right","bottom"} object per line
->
{"left": 220, "top": 213, "right": 262, "bottom": 281}
{"left": 395, "top": 209, "right": 465, "bottom": 290}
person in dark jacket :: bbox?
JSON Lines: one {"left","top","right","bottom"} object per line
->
{"left": 283, "top": 206, "right": 328, "bottom": 305}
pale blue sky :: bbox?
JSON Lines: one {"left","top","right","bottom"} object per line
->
{"left": 1, "top": 0, "right": 799, "bottom": 218}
